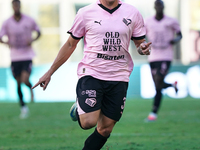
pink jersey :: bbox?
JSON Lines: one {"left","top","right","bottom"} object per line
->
{"left": 0, "top": 14, "right": 40, "bottom": 62}
{"left": 68, "top": 0, "right": 146, "bottom": 82}
{"left": 145, "top": 15, "right": 181, "bottom": 62}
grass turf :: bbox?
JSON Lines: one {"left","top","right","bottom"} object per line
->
{"left": 0, "top": 99, "right": 200, "bottom": 150}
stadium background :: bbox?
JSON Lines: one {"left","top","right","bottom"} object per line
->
{"left": 0, "top": 0, "right": 200, "bottom": 102}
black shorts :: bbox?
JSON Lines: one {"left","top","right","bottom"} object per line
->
{"left": 11, "top": 60, "right": 32, "bottom": 78}
{"left": 76, "top": 76, "right": 128, "bottom": 121}
{"left": 150, "top": 61, "right": 171, "bottom": 77}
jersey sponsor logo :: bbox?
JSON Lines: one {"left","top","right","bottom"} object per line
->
{"left": 123, "top": 18, "right": 132, "bottom": 26}
{"left": 94, "top": 20, "right": 102, "bottom": 25}
{"left": 85, "top": 98, "right": 97, "bottom": 107}
{"left": 86, "top": 90, "right": 96, "bottom": 97}
{"left": 97, "top": 53, "right": 124, "bottom": 60}
{"left": 103, "top": 32, "right": 122, "bottom": 51}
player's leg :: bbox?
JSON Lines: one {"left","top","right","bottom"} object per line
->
{"left": 146, "top": 62, "right": 164, "bottom": 121}
{"left": 79, "top": 109, "right": 101, "bottom": 129}
{"left": 152, "top": 73, "right": 164, "bottom": 114}
{"left": 15, "top": 76, "right": 25, "bottom": 107}
{"left": 147, "top": 61, "right": 173, "bottom": 121}
{"left": 11, "top": 61, "right": 29, "bottom": 119}
{"left": 82, "top": 113, "right": 116, "bottom": 150}
{"left": 70, "top": 76, "right": 103, "bottom": 127}
{"left": 21, "top": 60, "right": 34, "bottom": 102}
{"left": 11, "top": 62, "right": 25, "bottom": 107}
{"left": 82, "top": 80, "right": 128, "bottom": 150}
{"left": 161, "top": 61, "right": 178, "bottom": 93}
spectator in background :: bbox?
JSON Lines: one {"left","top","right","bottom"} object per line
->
{"left": 32, "top": 0, "right": 151, "bottom": 149}
{"left": 0, "top": 0, "right": 41, "bottom": 119}
{"left": 144, "top": 0, "right": 182, "bottom": 122}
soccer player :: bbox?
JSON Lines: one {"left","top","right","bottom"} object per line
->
{"left": 144, "top": 0, "right": 182, "bottom": 121}
{"left": 32, "top": 0, "right": 151, "bottom": 149}
{"left": 0, "top": 0, "right": 41, "bottom": 119}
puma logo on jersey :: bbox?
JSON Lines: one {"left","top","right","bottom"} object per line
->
{"left": 123, "top": 18, "right": 132, "bottom": 26}
{"left": 94, "top": 20, "right": 102, "bottom": 25}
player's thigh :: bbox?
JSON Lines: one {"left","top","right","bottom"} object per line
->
{"left": 11, "top": 61, "right": 22, "bottom": 79}
{"left": 20, "top": 60, "right": 32, "bottom": 82}
{"left": 101, "top": 81, "right": 128, "bottom": 122}
{"left": 21, "top": 71, "right": 30, "bottom": 82}
{"left": 150, "top": 61, "right": 167, "bottom": 87}
{"left": 79, "top": 109, "right": 101, "bottom": 127}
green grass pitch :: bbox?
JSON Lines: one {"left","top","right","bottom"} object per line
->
{"left": 0, "top": 99, "right": 200, "bottom": 150}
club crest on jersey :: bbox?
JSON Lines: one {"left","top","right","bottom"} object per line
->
{"left": 85, "top": 98, "right": 97, "bottom": 107}
{"left": 123, "top": 18, "right": 132, "bottom": 26}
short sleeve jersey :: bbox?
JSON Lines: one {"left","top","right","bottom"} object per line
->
{"left": 145, "top": 15, "right": 181, "bottom": 62}
{"left": 68, "top": 0, "right": 146, "bottom": 82}
{"left": 0, "top": 14, "right": 40, "bottom": 62}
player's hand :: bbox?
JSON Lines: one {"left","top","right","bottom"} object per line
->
{"left": 32, "top": 71, "right": 51, "bottom": 91}
{"left": 27, "top": 39, "right": 33, "bottom": 46}
{"left": 169, "top": 39, "right": 176, "bottom": 45}
{"left": 0, "top": 40, "right": 10, "bottom": 46}
{"left": 140, "top": 42, "right": 152, "bottom": 55}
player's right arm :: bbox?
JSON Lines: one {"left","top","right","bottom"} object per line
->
{"left": 32, "top": 35, "right": 80, "bottom": 90}
{"left": 0, "top": 21, "right": 9, "bottom": 45}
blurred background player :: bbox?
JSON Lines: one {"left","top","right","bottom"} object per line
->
{"left": 0, "top": 0, "right": 41, "bottom": 119}
{"left": 144, "top": 0, "right": 182, "bottom": 121}
{"left": 32, "top": 0, "right": 151, "bottom": 149}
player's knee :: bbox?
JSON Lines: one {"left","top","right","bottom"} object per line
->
{"left": 80, "top": 119, "right": 97, "bottom": 130}
{"left": 154, "top": 80, "right": 162, "bottom": 90}
{"left": 97, "top": 127, "right": 112, "bottom": 137}
{"left": 155, "top": 84, "right": 162, "bottom": 90}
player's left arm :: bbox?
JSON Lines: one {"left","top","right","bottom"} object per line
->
{"left": 27, "top": 30, "right": 41, "bottom": 46}
{"left": 32, "top": 30, "right": 41, "bottom": 42}
{"left": 28, "top": 19, "right": 41, "bottom": 45}
{"left": 170, "top": 31, "right": 182, "bottom": 45}
{"left": 169, "top": 19, "right": 183, "bottom": 45}
{"left": 132, "top": 38, "right": 152, "bottom": 55}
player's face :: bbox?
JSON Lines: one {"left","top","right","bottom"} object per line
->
{"left": 104, "top": 0, "right": 117, "bottom": 2}
{"left": 12, "top": 1, "right": 21, "bottom": 16}
{"left": 154, "top": 1, "right": 164, "bottom": 14}
{"left": 101, "top": 0, "right": 118, "bottom": 6}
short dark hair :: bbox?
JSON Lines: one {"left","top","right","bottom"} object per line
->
{"left": 154, "top": 0, "right": 164, "bottom": 6}
{"left": 12, "top": 0, "right": 20, "bottom": 3}
{"left": 155, "top": 0, "right": 163, "bottom": 3}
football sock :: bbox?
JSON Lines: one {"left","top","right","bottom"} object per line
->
{"left": 82, "top": 128, "right": 110, "bottom": 150}
{"left": 163, "top": 82, "right": 172, "bottom": 89}
{"left": 17, "top": 85, "right": 25, "bottom": 107}
{"left": 152, "top": 89, "right": 162, "bottom": 114}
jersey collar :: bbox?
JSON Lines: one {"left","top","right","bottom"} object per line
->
{"left": 97, "top": 0, "right": 122, "bottom": 14}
